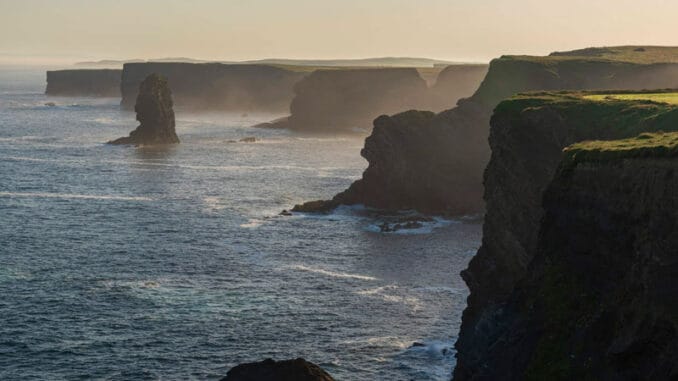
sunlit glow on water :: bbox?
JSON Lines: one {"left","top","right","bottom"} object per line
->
{"left": 0, "top": 69, "right": 481, "bottom": 380}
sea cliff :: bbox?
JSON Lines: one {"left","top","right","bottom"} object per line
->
{"left": 264, "top": 65, "right": 488, "bottom": 133}
{"left": 46, "top": 69, "right": 121, "bottom": 97}
{"left": 454, "top": 92, "right": 678, "bottom": 380}
{"left": 293, "top": 46, "right": 678, "bottom": 215}
{"left": 120, "top": 62, "right": 306, "bottom": 112}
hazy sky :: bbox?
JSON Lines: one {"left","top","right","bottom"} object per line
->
{"left": 1, "top": 0, "right": 678, "bottom": 65}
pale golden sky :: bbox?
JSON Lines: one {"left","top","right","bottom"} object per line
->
{"left": 1, "top": 0, "right": 677, "bottom": 65}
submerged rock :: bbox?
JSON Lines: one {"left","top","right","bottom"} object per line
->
{"left": 221, "top": 358, "right": 335, "bottom": 381}
{"left": 291, "top": 199, "right": 339, "bottom": 213}
{"left": 108, "top": 73, "right": 179, "bottom": 145}
{"left": 239, "top": 137, "right": 257, "bottom": 143}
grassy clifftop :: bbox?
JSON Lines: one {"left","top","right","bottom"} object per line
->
{"left": 469, "top": 46, "right": 678, "bottom": 109}
{"left": 565, "top": 131, "right": 678, "bottom": 163}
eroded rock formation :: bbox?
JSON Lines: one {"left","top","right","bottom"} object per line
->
{"left": 108, "top": 74, "right": 179, "bottom": 145}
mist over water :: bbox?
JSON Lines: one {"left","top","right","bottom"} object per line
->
{"left": 0, "top": 69, "right": 481, "bottom": 380}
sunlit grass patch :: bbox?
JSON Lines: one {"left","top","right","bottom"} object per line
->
{"left": 564, "top": 131, "right": 678, "bottom": 164}
{"left": 584, "top": 92, "right": 678, "bottom": 105}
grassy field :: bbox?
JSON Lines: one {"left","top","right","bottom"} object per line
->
{"left": 584, "top": 92, "right": 678, "bottom": 105}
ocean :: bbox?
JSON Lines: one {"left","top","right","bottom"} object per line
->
{"left": 0, "top": 68, "right": 482, "bottom": 380}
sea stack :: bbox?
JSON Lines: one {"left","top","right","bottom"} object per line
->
{"left": 108, "top": 73, "right": 179, "bottom": 145}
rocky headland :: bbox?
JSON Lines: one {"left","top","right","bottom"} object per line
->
{"left": 46, "top": 69, "right": 121, "bottom": 97}
{"left": 293, "top": 46, "right": 678, "bottom": 215}
{"left": 120, "top": 62, "right": 306, "bottom": 112}
{"left": 220, "top": 358, "right": 335, "bottom": 381}
{"left": 108, "top": 74, "right": 179, "bottom": 145}
{"left": 260, "top": 65, "right": 488, "bottom": 133}
{"left": 453, "top": 91, "right": 678, "bottom": 380}
{"left": 262, "top": 68, "right": 433, "bottom": 133}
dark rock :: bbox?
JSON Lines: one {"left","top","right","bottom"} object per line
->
{"left": 221, "top": 358, "right": 335, "bottom": 381}
{"left": 279, "top": 210, "right": 293, "bottom": 216}
{"left": 292, "top": 106, "right": 489, "bottom": 215}
{"left": 239, "top": 137, "right": 257, "bottom": 143}
{"left": 291, "top": 200, "right": 339, "bottom": 213}
{"left": 410, "top": 342, "right": 427, "bottom": 348}
{"left": 454, "top": 93, "right": 678, "bottom": 380}
{"left": 463, "top": 156, "right": 678, "bottom": 380}
{"left": 108, "top": 74, "right": 179, "bottom": 145}
{"left": 44, "top": 102, "right": 56, "bottom": 107}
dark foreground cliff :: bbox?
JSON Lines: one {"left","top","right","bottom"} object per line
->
{"left": 46, "top": 69, "right": 121, "bottom": 97}
{"left": 108, "top": 74, "right": 179, "bottom": 145}
{"left": 293, "top": 46, "right": 678, "bottom": 215}
{"left": 120, "top": 63, "right": 306, "bottom": 112}
{"left": 454, "top": 93, "right": 678, "bottom": 380}
{"left": 220, "top": 358, "right": 335, "bottom": 381}
{"left": 457, "top": 132, "right": 678, "bottom": 380}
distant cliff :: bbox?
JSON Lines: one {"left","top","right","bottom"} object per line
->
{"left": 454, "top": 92, "right": 678, "bottom": 380}
{"left": 428, "top": 64, "right": 488, "bottom": 110}
{"left": 265, "top": 68, "right": 430, "bottom": 133}
{"left": 293, "top": 46, "right": 678, "bottom": 215}
{"left": 120, "top": 63, "right": 306, "bottom": 112}
{"left": 46, "top": 69, "right": 121, "bottom": 97}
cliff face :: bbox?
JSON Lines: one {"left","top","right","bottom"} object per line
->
{"left": 458, "top": 137, "right": 678, "bottom": 380}
{"left": 46, "top": 69, "right": 121, "bottom": 97}
{"left": 454, "top": 93, "right": 678, "bottom": 380}
{"left": 471, "top": 54, "right": 678, "bottom": 110}
{"left": 120, "top": 63, "right": 306, "bottom": 112}
{"left": 281, "top": 68, "right": 430, "bottom": 133}
{"left": 109, "top": 74, "right": 179, "bottom": 145}
{"left": 294, "top": 104, "right": 488, "bottom": 214}
{"left": 293, "top": 48, "right": 678, "bottom": 215}
{"left": 428, "top": 65, "right": 489, "bottom": 111}
{"left": 270, "top": 65, "right": 488, "bottom": 133}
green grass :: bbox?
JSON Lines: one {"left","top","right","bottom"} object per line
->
{"left": 584, "top": 92, "right": 678, "bottom": 105}
{"left": 504, "top": 46, "right": 678, "bottom": 64}
{"left": 564, "top": 131, "right": 678, "bottom": 164}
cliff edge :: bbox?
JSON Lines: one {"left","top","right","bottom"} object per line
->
{"left": 456, "top": 132, "right": 678, "bottom": 380}
{"left": 293, "top": 46, "right": 678, "bottom": 216}
{"left": 454, "top": 92, "right": 678, "bottom": 380}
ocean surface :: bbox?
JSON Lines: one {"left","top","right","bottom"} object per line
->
{"left": 0, "top": 68, "right": 482, "bottom": 380}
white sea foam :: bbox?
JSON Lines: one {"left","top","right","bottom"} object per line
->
{"left": 356, "top": 284, "right": 422, "bottom": 310}
{"left": 288, "top": 264, "right": 378, "bottom": 281}
{"left": 0, "top": 191, "right": 152, "bottom": 201}
{"left": 364, "top": 216, "right": 458, "bottom": 235}
{"left": 339, "top": 336, "right": 411, "bottom": 350}
{"left": 240, "top": 218, "right": 265, "bottom": 228}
